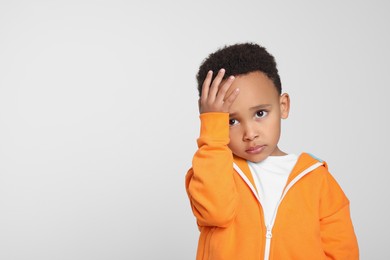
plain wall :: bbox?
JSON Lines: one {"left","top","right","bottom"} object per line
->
{"left": 0, "top": 0, "right": 389, "bottom": 259}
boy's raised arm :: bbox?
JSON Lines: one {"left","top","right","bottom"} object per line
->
{"left": 186, "top": 69, "right": 240, "bottom": 228}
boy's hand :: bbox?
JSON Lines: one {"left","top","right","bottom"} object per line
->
{"left": 199, "top": 69, "right": 239, "bottom": 114}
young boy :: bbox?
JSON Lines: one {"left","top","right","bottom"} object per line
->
{"left": 185, "top": 43, "right": 359, "bottom": 260}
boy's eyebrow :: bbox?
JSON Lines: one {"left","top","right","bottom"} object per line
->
{"left": 229, "top": 104, "right": 272, "bottom": 118}
{"left": 249, "top": 104, "right": 272, "bottom": 111}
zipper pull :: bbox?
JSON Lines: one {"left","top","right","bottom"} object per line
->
{"left": 266, "top": 225, "right": 272, "bottom": 239}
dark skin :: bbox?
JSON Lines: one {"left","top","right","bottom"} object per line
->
{"left": 198, "top": 69, "right": 240, "bottom": 114}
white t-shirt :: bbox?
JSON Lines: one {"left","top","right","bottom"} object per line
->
{"left": 248, "top": 154, "right": 298, "bottom": 225}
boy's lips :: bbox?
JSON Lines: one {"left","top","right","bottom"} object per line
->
{"left": 246, "top": 145, "right": 265, "bottom": 154}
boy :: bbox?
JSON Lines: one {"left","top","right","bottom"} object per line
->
{"left": 185, "top": 43, "right": 359, "bottom": 259}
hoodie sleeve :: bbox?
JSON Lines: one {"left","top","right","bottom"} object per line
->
{"left": 185, "top": 113, "right": 239, "bottom": 228}
{"left": 319, "top": 170, "right": 359, "bottom": 259}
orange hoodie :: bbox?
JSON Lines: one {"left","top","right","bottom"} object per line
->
{"left": 185, "top": 113, "right": 359, "bottom": 260}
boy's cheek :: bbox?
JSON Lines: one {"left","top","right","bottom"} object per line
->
{"left": 227, "top": 141, "right": 239, "bottom": 155}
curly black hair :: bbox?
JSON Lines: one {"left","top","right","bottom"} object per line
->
{"left": 196, "top": 43, "right": 282, "bottom": 97}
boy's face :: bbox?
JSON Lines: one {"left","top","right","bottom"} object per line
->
{"left": 226, "top": 71, "right": 290, "bottom": 163}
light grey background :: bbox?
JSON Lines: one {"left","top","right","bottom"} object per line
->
{"left": 0, "top": 0, "right": 389, "bottom": 259}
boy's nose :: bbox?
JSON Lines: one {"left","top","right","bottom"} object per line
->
{"left": 243, "top": 124, "right": 259, "bottom": 141}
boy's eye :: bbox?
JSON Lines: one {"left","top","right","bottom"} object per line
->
{"left": 255, "top": 110, "right": 268, "bottom": 118}
{"left": 229, "top": 119, "right": 238, "bottom": 126}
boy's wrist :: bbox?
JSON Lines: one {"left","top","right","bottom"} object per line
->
{"left": 199, "top": 112, "right": 230, "bottom": 143}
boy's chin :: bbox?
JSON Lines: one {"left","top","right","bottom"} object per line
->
{"left": 246, "top": 157, "right": 267, "bottom": 163}
{"left": 238, "top": 153, "right": 268, "bottom": 163}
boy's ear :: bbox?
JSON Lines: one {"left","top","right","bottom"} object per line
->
{"left": 280, "top": 93, "right": 290, "bottom": 119}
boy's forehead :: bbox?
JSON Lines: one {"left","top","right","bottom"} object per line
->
{"left": 226, "top": 71, "right": 279, "bottom": 99}
{"left": 225, "top": 71, "right": 280, "bottom": 116}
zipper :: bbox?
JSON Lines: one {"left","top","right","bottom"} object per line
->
{"left": 234, "top": 161, "right": 323, "bottom": 260}
{"left": 264, "top": 225, "right": 272, "bottom": 260}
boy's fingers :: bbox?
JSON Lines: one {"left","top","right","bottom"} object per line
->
{"left": 209, "top": 69, "right": 225, "bottom": 99}
{"left": 223, "top": 88, "right": 240, "bottom": 110}
{"left": 215, "top": 75, "right": 235, "bottom": 103}
{"left": 200, "top": 70, "right": 213, "bottom": 101}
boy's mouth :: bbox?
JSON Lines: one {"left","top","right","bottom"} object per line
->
{"left": 246, "top": 145, "right": 265, "bottom": 154}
